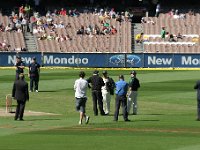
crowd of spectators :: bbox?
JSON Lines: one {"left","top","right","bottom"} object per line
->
{"left": 0, "top": 4, "right": 133, "bottom": 52}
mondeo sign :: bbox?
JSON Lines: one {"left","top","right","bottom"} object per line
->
{"left": 1, "top": 52, "right": 200, "bottom": 68}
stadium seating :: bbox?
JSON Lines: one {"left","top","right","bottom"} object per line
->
{"left": 35, "top": 13, "right": 132, "bottom": 53}
{"left": 142, "top": 12, "right": 200, "bottom": 53}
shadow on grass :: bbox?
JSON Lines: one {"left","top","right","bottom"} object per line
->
{"left": 38, "top": 89, "right": 67, "bottom": 92}
{"left": 134, "top": 119, "right": 160, "bottom": 122}
{"left": 27, "top": 118, "right": 61, "bottom": 121}
{"left": 142, "top": 114, "right": 165, "bottom": 116}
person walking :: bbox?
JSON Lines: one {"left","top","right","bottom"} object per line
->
{"left": 28, "top": 57, "right": 40, "bottom": 92}
{"left": 101, "top": 70, "right": 115, "bottom": 115}
{"left": 127, "top": 70, "right": 140, "bottom": 115}
{"left": 12, "top": 73, "right": 29, "bottom": 121}
{"left": 74, "top": 71, "right": 90, "bottom": 125}
{"left": 194, "top": 80, "right": 200, "bottom": 121}
{"left": 87, "top": 70, "right": 105, "bottom": 116}
{"left": 15, "top": 55, "right": 25, "bottom": 80}
{"left": 114, "top": 75, "right": 130, "bottom": 122}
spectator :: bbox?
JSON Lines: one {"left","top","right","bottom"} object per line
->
{"left": 47, "top": 33, "right": 55, "bottom": 40}
{"left": 57, "top": 21, "right": 65, "bottom": 28}
{"left": 168, "top": 9, "right": 175, "bottom": 17}
{"left": 155, "top": 3, "right": 161, "bottom": 17}
{"left": 116, "top": 15, "right": 123, "bottom": 22}
{"left": 21, "top": 17, "right": 28, "bottom": 33}
{"left": 109, "top": 8, "right": 116, "bottom": 19}
{"left": 110, "top": 26, "right": 117, "bottom": 35}
{"left": 168, "top": 34, "right": 176, "bottom": 42}
{"left": 19, "top": 5, "right": 25, "bottom": 18}
{"left": 124, "top": 10, "right": 130, "bottom": 21}
{"left": 77, "top": 25, "right": 85, "bottom": 35}
{"left": 0, "top": 23, "right": 5, "bottom": 31}
{"left": 5, "top": 24, "right": 13, "bottom": 32}
{"left": 60, "top": 8, "right": 67, "bottom": 16}
{"left": 176, "top": 33, "right": 183, "bottom": 41}
{"left": 135, "top": 33, "right": 144, "bottom": 44}
{"left": 161, "top": 27, "right": 166, "bottom": 40}
{"left": 66, "top": 23, "right": 72, "bottom": 28}
{"left": 38, "top": 33, "right": 47, "bottom": 40}
{"left": 24, "top": 4, "right": 31, "bottom": 18}
{"left": 188, "top": 9, "right": 195, "bottom": 16}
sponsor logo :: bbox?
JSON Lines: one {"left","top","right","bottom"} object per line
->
{"left": 148, "top": 56, "right": 172, "bottom": 65}
{"left": 181, "top": 56, "right": 200, "bottom": 65}
{"left": 8, "top": 55, "right": 32, "bottom": 64}
{"left": 43, "top": 55, "right": 88, "bottom": 65}
{"left": 109, "top": 55, "right": 125, "bottom": 66}
{"left": 127, "top": 55, "right": 141, "bottom": 66}
{"left": 109, "top": 54, "right": 141, "bottom": 66}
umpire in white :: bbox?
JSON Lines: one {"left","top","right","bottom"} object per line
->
{"left": 127, "top": 70, "right": 140, "bottom": 115}
{"left": 74, "top": 71, "right": 90, "bottom": 125}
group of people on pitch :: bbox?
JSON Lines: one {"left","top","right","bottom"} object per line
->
{"left": 74, "top": 70, "right": 140, "bottom": 125}
{"left": 12, "top": 55, "right": 40, "bottom": 121}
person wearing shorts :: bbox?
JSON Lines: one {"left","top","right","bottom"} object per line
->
{"left": 74, "top": 71, "right": 90, "bottom": 125}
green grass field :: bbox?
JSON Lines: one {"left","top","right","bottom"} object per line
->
{"left": 0, "top": 68, "right": 200, "bottom": 150}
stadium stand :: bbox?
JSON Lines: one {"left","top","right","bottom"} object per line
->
{"left": 141, "top": 10, "right": 200, "bottom": 53}
{"left": 2, "top": 0, "right": 200, "bottom": 54}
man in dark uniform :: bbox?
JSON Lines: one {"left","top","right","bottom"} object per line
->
{"left": 12, "top": 73, "right": 29, "bottom": 121}
{"left": 194, "top": 80, "right": 200, "bottom": 121}
{"left": 87, "top": 70, "right": 105, "bottom": 116}
{"left": 114, "top": 75, "right": 130, "bottom": 122}
{"left": 28, "top": 57, "right": 40, "bottom": 92}
{"left": 127, "top": 70, "right": 140, "bottom": 115}
{"left": 15, "top": 56, "right": 25, "bottom": 80}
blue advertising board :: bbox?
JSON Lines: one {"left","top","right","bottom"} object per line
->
{"left": 0, "top": 52, "right": 41, "bottom": 67}
{"left": 43, "top": 53, "right": 108, "bottom": 67}
{"left": 144, "top": 54, "right": 174, "bottom": 68}
{"left": 174, "top": 54, "right": 200, "bottom": 68}
{"left": 1, "top": 52, "right": 200, "bottom": 68}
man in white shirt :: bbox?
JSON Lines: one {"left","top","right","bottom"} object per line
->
{"left": 74, "top": 71, "right": 90, "bottom": 125}
{"left": 101, "top": 70, "right": 114, "bottom": 115}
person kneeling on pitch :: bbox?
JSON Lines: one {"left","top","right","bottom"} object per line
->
{"left": 74, "top": 71, "right": 90, "bottom": 125}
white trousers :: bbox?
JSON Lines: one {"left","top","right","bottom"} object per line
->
{"left": 102, "top": 91, "right": 111, "bottom": 114}
{"left": 127, "top": 91, "right": 138, "bottom": 114}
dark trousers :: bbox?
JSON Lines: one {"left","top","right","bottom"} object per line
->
{"left": 92, "top": 90, "right": 105, "bottom": 115}
{"left": 30, "top": 76, "right": 39, "bottom": 91}
{"left": 198, "top": 100, "right": 200, "bottom": 119}
{"left": 15, "top": 100, "right": 26, "bottom": 120}
{"left": 114, "top": 95, "right": 128, "bottom": 121}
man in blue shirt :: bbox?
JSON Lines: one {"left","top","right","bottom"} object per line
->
{"left": 114, "top": 75, "right": 130, "bottom": 122}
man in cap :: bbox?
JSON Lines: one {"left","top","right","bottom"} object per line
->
{"left": 101, "top": 70, "right": 115, "bottom": 115}
{"left": 87, "top": 70, "right": 105, "bottom": 116}
{"left": 15, "top": 55, "right": 25, "bottom": 80}
{"left": 114, "top": 75, "right": 130, "bottom": 121}
{"left": 28, "top": 57, "right": 40, "bottom": 92}
{"left": 74, "top": 71, "right": 90, "bottom": 125}
{"left": 12, "top": 73, "right": 29, "bottom": 121}
{"left": 127, "top": 70, "right": 140, "bottom": 115}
